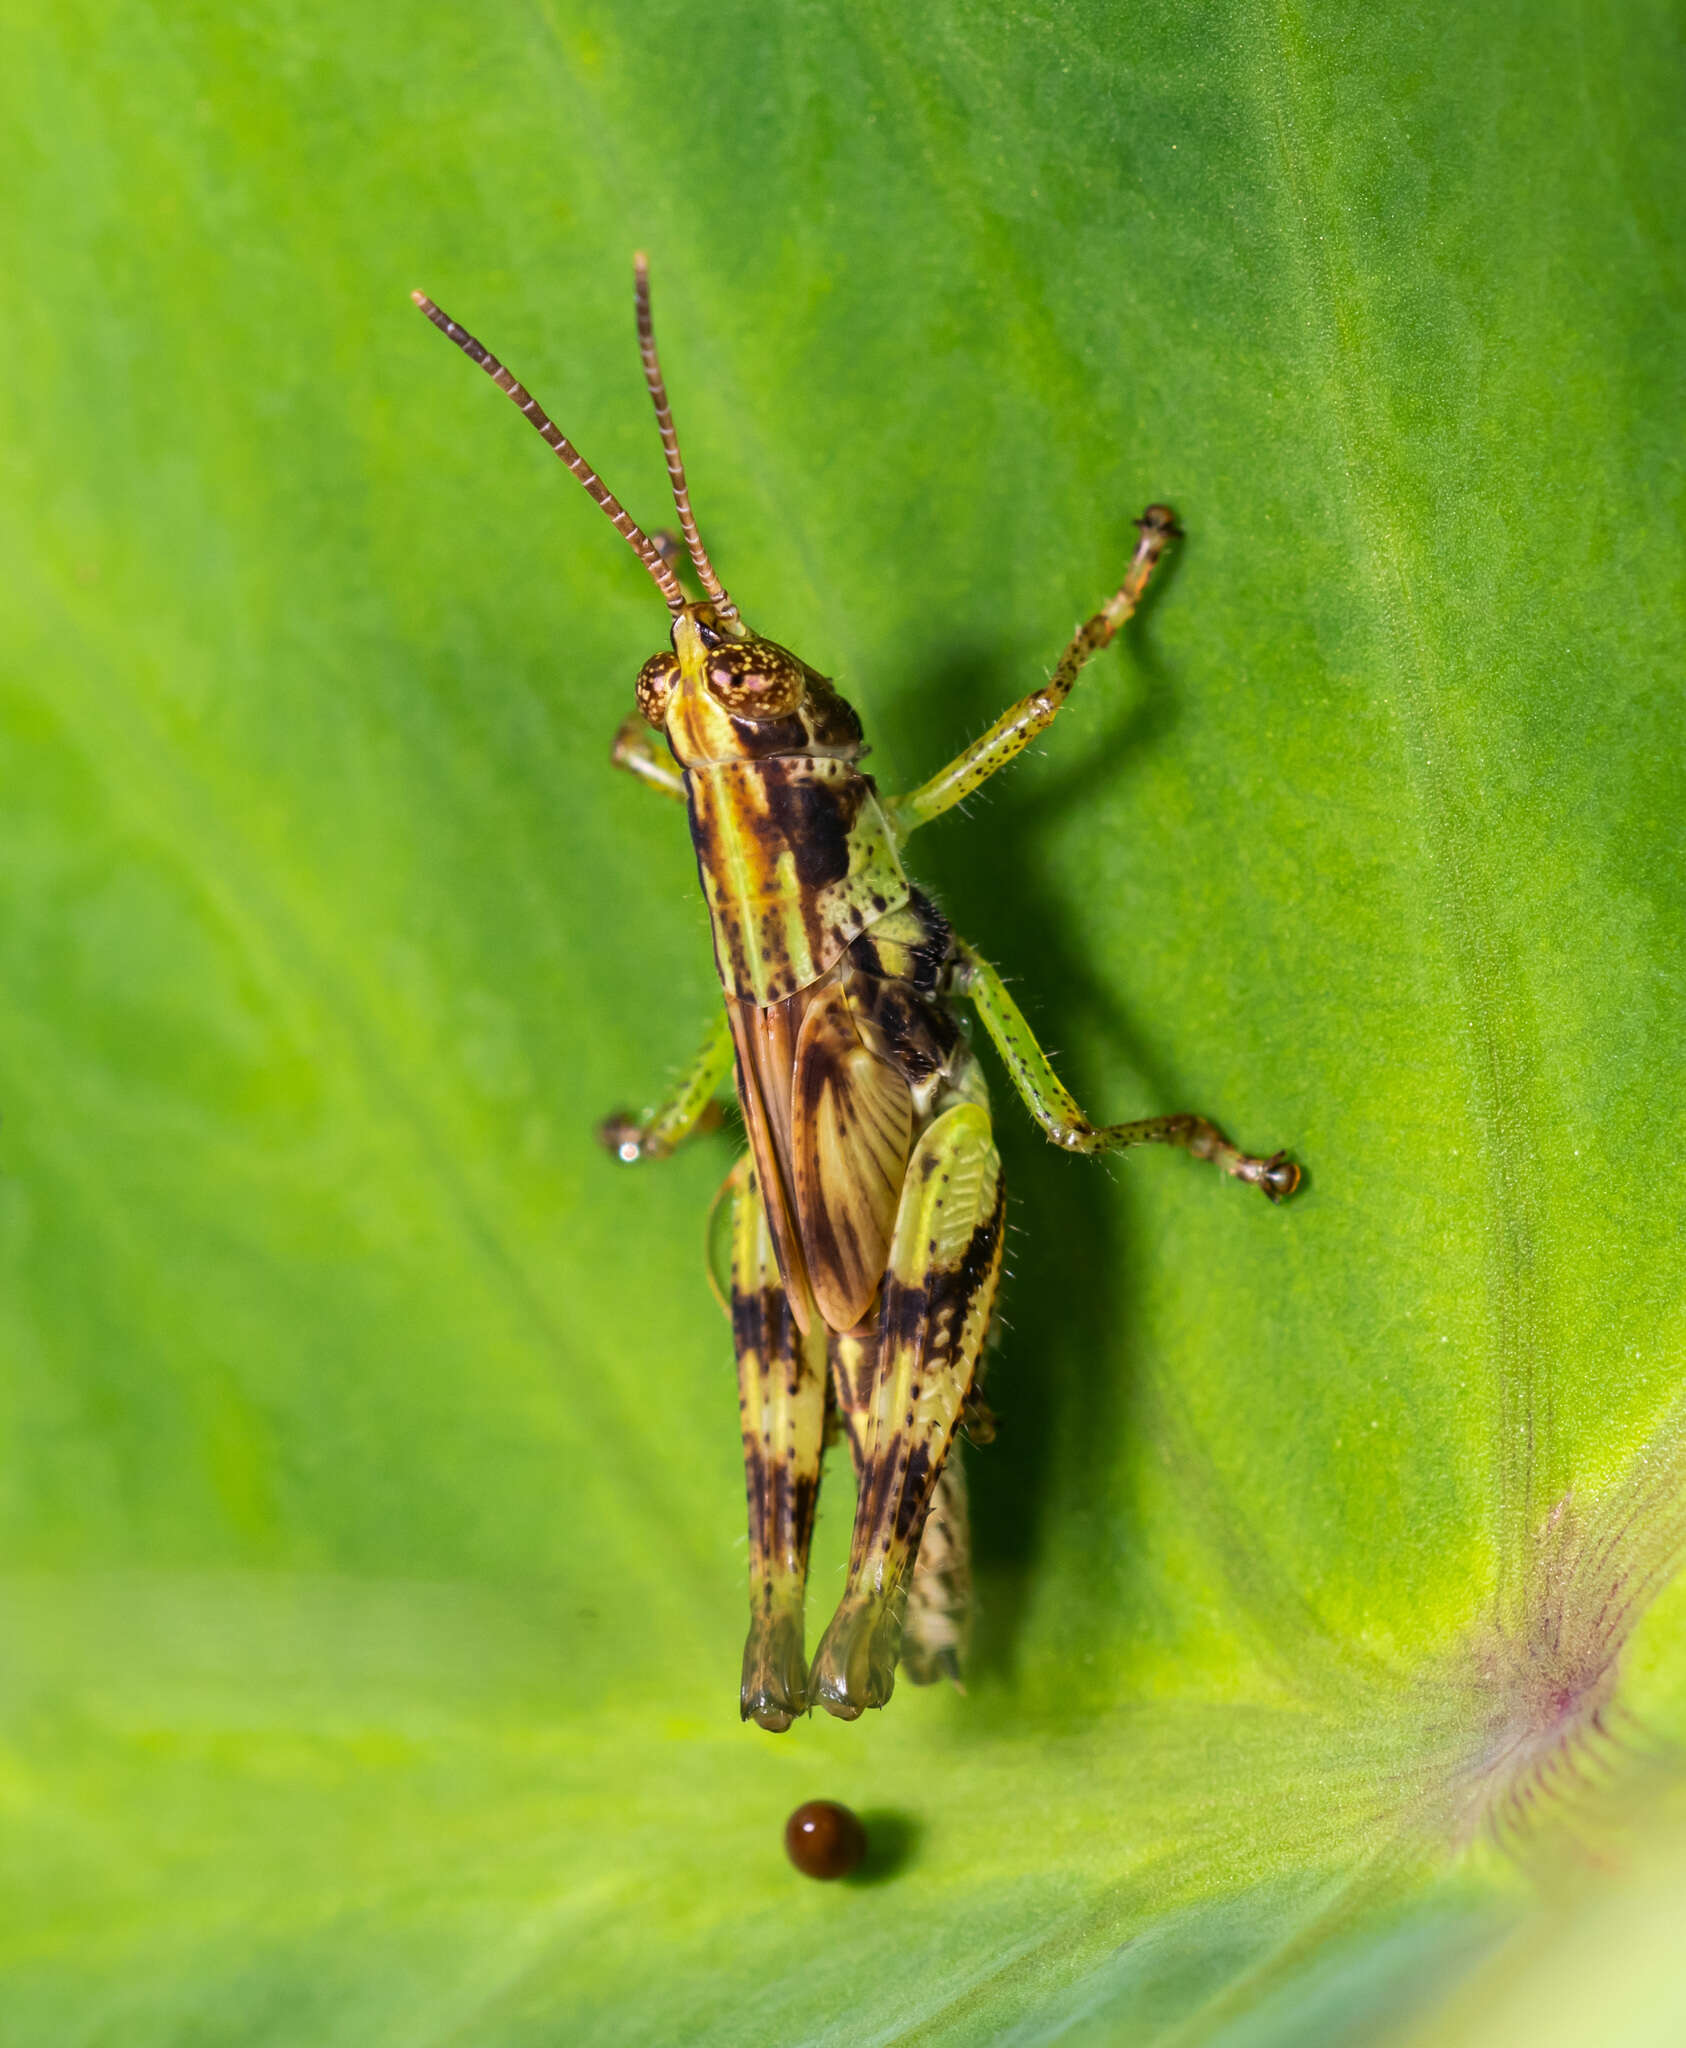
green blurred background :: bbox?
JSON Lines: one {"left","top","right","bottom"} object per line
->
{"left": 2, "top": 0, "right": 1684, "bottom": 2040}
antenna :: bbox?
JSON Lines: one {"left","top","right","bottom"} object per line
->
{"left": 632, "top": 255, "right": 738, "bottom": 622}
{"left": 411, "top": 291, "right": 685, "bottom": 614}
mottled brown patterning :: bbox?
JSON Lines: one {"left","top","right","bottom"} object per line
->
{"left": 901, "top": 1455, "right": 975, "bottom": 1687}
{"left": 413, "top": 258, "right": 1301, "bottom": 1732}
{"left": 790, "top": 981, "right": 914, "bottom": 1333}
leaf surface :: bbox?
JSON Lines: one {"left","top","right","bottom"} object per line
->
{"left": 2, "top": 1, "right": 1683, "bottom": 2038}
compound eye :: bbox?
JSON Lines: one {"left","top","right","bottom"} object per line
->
{"left": 703, "top": 640, "right": 807, "bottom": 719}
{"left": 635, "top": 650, "right": 680, "bottom": 729}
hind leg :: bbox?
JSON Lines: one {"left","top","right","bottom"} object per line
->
{"left": 808, "top": 1103, "right": 1006, "bottom": 1718}
{"left": 729, "top": 1156, "right": 830, "bottom": 1731}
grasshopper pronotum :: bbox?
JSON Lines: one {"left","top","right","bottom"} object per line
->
{"left": 413, "top": 260, "right": 1299, "bottom": 1731}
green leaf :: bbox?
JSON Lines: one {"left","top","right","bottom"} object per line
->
{"left": 3, "top": 0, "right": 1683, "bottom": 2038}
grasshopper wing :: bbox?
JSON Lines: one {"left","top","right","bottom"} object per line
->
{"left": 790, "top": 980, "right": 915, "bottom": 1333}
{"left": 808, "top": 1101, "right": 1005, "bottom": 1717}
{"left": 725, "top": 992, "right": 817, "bottom": 1333}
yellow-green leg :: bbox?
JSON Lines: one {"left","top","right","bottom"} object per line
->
{"left": 829, "top": 1306, "right": 987, "bottom": 1691}
{"left": 885, "top": 506, "right": 1180, "bottom": 839}
{"left": 729, "top": 1156, "right": 831, "bottom": 1732}
{"left": 610, "top": 710, "right": 687, "bottom": 800}
{"left": 954, "top": 944, "right": 1300, "bottom": 1200}
{"left": 597, "top": 1011, "right": 734, "bottom": 1163}
{"left": 808, "top": 1101, "right": 1006, "bottom": 1719}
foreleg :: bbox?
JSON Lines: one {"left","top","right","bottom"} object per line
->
{"left": 610, "top": 710, "right": 686, "bottom": 801}
{"left": 885, "top": 506, "right": 1179, "bottom": 838}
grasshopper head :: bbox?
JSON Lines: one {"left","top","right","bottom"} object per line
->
{"left": 636, "top": 602, "right": 864, "bottom": 767}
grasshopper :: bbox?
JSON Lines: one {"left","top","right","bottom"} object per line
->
{"left": 413, "top": 260, "right": 1299, "bottom": 1731}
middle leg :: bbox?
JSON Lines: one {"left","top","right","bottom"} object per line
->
{"left": 597, "top": 1010, "right": 734, "bottom": 1164}
{"left": 954, "top": 943, "right": 1300, "bottom": 1200}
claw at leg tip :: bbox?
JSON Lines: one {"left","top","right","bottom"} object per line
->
{"left": 741, "top": 1604, "right": 809, "bottom": 1733}
{"left": 745, "top": 1700, "right": 797, "bottom": 1734}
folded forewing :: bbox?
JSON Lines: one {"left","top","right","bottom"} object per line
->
{"left": 724, "top": 990, "right": 814, "bottom": 1334}
{"left": 790, "top": 980, "right": 914, "bottom": 1333}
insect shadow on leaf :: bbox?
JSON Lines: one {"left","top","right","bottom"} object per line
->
{"left": 904, "top": 592, "right": 1187, "bottom": 1698}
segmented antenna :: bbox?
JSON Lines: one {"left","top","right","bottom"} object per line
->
{"left": 411, "top": 290, "right": 685, "bottom": 614}
{"left": 632, "top": 255, "right": 738, "bottom": 622}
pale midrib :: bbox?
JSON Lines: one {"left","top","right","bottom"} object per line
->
{"left": 1254, "top": 1, "right": 1548, "bottom": 1624}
